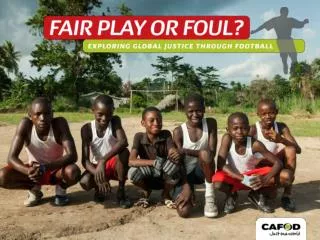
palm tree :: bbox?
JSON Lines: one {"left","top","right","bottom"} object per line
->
{"left": 0, "top": 41, "right": 21, "bottom": 75}
{"left": 290, "top": 61, "right": 314, "bottom": 101}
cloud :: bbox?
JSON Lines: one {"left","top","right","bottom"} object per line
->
{"left": 220, "top": 54, "right": 283, "bottom": 82}
{"left": 261, "top": 9, "right": 276, "bottom": 21}
{"left": 302, "top": 28, "right": 316, "bottom": 39}
{"left": 18, "top": 55, "right": 49, "bottom": 78}
{"left": 0, "top": 1, "right": 39, "bottom": 55}
{"left": 114, "top": 53, "right": 158, "bottom": 82}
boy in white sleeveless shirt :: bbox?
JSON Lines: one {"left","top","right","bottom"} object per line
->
{"left": 0, "top": 97, "right": 80, "bottom": 207}
{"left": 79, "top": 95, "right": 131, "bottom": 208}
{"left": 250, "top": 98, "right": 301, "bottom": 212}
{"left": 213, "top": 112, "right": 282, "bottom": 213}
{"left": 173, "top": 94, "right": 218, "bottom": 218}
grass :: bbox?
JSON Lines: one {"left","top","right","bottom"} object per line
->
{"left": 0, "top": 111, "right": 319, "bottom": 137}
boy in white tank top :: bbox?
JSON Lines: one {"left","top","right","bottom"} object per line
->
{"left": 213, "top": 112, "right": 282, "bottom": 213}
{"left": 79, "top": 95, "right": 131, "bottom": 208}
{"left": 173, "top": 94, "right": 218, "bottom": 218}
{"left": 250, "top": 99, "right": 301, "bottom": 212}
{"left": 0, "top": 97, "right": 80, "bottom": 207}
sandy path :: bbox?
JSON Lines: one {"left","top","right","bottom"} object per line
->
{"left": 0, "top": 117, "right": 319, "bottom": 240}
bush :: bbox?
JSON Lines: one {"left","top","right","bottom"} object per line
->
{"left": 53, "top": 97, "right": 77, "bottom": 112}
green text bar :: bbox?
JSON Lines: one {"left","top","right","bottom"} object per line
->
{"left": 83, "top": 39, "right": 305, "bottom": 53}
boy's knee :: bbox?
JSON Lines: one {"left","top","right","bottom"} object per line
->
{"left": 118, "top": 149, "right": 129, "bottom": 163}
{"left": 0, "top": 168, "right": 6, "bottom": 187}
{"left": 0, "top": 168, "right": 10, "bottom": 188}
{"left": 214, "top": 181, "right": 223, "bottom": 190}
{"left": 79, "top": 172, "right": 92, "bottom": 191}
{"left": 199, "top": 150, "right": 213, "bottom": 164}
{"left": 284, "top": 146, "right": 297, "bottom": 156}
{"left": 177, "top": 203, "right": 192, "bottom": 218}
{"left": 64, "top": 164, "right": 81, "bottom": 183}
{"left": 280, "top": 169, "right": 294, "bottom": 186}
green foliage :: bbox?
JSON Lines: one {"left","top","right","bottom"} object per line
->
{"left": 26, "top": 0, "right": 123, "bottom": 103}
{"left": 132, "top": 94, "right": 146, "bottom": 108}
{"left": 196, "top": 66, "right": 226, "bottom": 106}
{"left": 0, "top": 67, "right": 11, "bottom": 100}
{"left": 0, "top": 41, "right": 21, "bottom": 75}
{"left": 53, "top": 96, "right": 77, "bottom": 112}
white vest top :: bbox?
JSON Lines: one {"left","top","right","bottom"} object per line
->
{"left": 26, "top": 125, "right": 64, "bottom": 164}
{"left": 255, "top": 121, "right": 282, "bottom": 158}
{"left": 227, "top": 137, "right": 257, "bottom": 174}
{"left": 90, "top": 120, "right": 117, "bottom": 164}
{"left": 181, "top": 118, "right": 208, "bottom": 174}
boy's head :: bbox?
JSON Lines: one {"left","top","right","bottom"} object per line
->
{"left": 141, "top": 107, "right": 162, "bottom": 135}
{"left": 257, "top": 98, "right": 278, "bottom": 127}
{"left": 184, "top": 94, "right": 205, "bottom": 126}
{"left": 227, "top": 112, "right": 250, "bottom": 142}
{"left": 92, "top": 95, "right": 114, "bottom": 128}
{"left": 29, "top": 97, "right": 53, "bottom": 132}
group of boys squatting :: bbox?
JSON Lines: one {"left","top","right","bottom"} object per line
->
{"left": 0, "top": 94, "right": 300, "bottom": 218}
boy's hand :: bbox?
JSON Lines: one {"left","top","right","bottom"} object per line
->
{"left": 241, "top": 175, "right": 254, "bottom": 188}
{"left": 95, "top": 161, "right": 106, "bottom": 185}
{"left": 168, "top": 148, "right": 182, "bottom": 164}
{"left": 97, "top": 181, "right": 111, "bottom": 195}
{"left": 28, "top": 162, "right": 44, "bottom": 182}
{"left": 175, "top": 183, "right": 193, "bottom": 208}
{"left": 249, "top": 175, "right": 267, "bottom": 190}
{"left": 264, "top": 128, "right": 282, "bottom": 143}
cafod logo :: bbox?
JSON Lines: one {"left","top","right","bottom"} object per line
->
{"left": 261, "top": 223, "right": 301, "bottom": 231}
{"left": 256, "top": 218, "right": 306, "bottom": 240}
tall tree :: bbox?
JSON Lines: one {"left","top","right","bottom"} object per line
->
{"left": 26, "top": 0, "right": 122, "bottom": 103}
{"left": 271, "top": 74, "right": 291, "bottom": 100}
{"left": 196, "top": 66, "right": 226, "bottom": 105}
{"left": 174, "top": 63, "right": 202, "bottom": 97}
{"left": 290, "top": 61, "right": 314, "bottom": 100}
{"left": 0, "top": 67, "right": 11, "bottom": 100}
{"left": 151, "top": 55, "right": 183, "bottom": 89}
{"left": 0, "top": 41, "right": 21, "bottom": 75}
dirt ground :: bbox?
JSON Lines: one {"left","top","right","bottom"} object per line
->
{"left": 0, "top": 117, "right": 319, "bottom": 240}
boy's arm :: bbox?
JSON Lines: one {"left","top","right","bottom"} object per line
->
{"left": 252, "top": 139, "right": 282, "bottom": 185}
{"left": 45, "top": 117, "right": 77, "bottom": 170}
{"left": 217, "top": 134, "right": 243, "bottom": 181}
{"left": 165, "top": 130, "right": 182, "bottom": 163}
{"left": 279, "top": 123, "right": 301, "bottom": 154}
{"left": 81, "top": 123, "right": 96, "bottom": 174}
{"left": 7, "top": 118, "right": 32, "bottom": 175}
{"left": 101, "top": 116, "right": 129, "bottom": 162}
{"left": 248, "top": 124, "right": 257, "bottom": 137}
{"left": 207, "top": 118, "right": 218, "bottom": 158}
{"left": 173, "top": 126, "right": 198, "bottom": 157}
{"left": 128, "top": 133, "right": 154, "bottom": 167}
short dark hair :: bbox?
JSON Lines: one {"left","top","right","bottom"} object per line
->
{"left": 257, "top": 98, "right": 277, "bottom": 111}
{"left": 30, "top": 97, "right": 52, "bottom": 110}
{"left": 29, "top": 97, "right": 52, "bottom": 115}
{"left": 142, "top": 106, "right": 161, "bottom": 119}
{"left": 93, "top": 95, "right": 114, "bottom": 107}
{"left": 31, "top": 97, "right": 51, "bottom": 106}
{"left": 227, "top": 112, "right": 249, "bottom": 126}
{"left": 184, "top": 93, "right": 205, "bottom": 108}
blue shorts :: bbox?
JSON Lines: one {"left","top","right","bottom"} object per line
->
{"left": 173, "top": 164, "right": 204, "bottom": 198}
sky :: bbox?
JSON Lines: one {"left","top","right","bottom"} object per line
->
{"left": 0, "top": 0, "right": 319, "bottom": 85}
